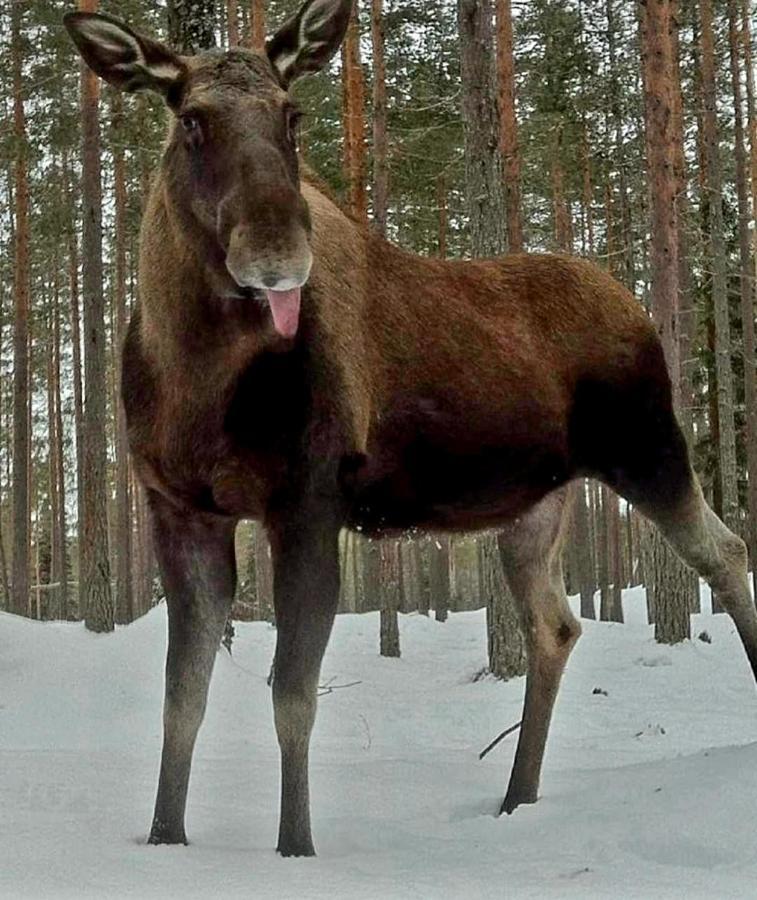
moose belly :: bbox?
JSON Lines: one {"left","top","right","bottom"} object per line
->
{"left": 347, "top": 437, "right": 571, "bottom": 537}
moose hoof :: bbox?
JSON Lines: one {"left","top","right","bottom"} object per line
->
{"left": 499, "top": 790, "right": 537, "bottom": 816}
{"left": 148, "top": 820, "right": 188, "bottom": 846}
{"left": 277, "top": 837, "right": 316, "bottom": 858}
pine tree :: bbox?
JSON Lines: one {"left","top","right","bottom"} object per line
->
{"left": 10, "top": 0, "right": 31, "bottom": 618}
{"left": 78, "top": 0, "right": 113, "bottom": 633}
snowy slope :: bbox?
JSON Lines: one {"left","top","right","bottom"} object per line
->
{"left": 2, "top": 585, "right": 757, "bottom": 898}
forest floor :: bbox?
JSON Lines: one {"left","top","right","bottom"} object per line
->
{"left": 2, "top": 584, "right": 757, "bottom": 898}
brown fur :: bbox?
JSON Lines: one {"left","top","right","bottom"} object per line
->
{"left": 65, "top": 8, "right": 757, "bottom": 858}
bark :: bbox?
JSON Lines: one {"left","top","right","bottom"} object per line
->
{"left": 437, "top": 175, "right": 448, "bottom": 258}
{"left": 79, "top": 0, "right": 113, "bottom": 632}
{"left": 552, "top": 125, "right": 572, "bottom": 253}
{"left": 599, "top": 486, "right": 623, "bottom": 622}
{"left": 732, "top": 0, "right": 757, "bottom": 594}
{"left": 254, "top": 524, "right": 274, "bottom": 622}
{"left": 227, "top": 0, "right": 239, "bottom": 46}
{"left": 379, "top": 542, "right": 401, "bottom": 658}
{"left": 11, "top": 0, "right": 31, "bottom": 618}
{"left": 168, "top": 0, "right": 217, "bottom": 52}
{"left": 496, "top": 0, "right": 523, "bottom": 251}
{"left": 458, "top": 0, "right": 506, "bottom": 256}
{"left": 574, "top": 482, "right": 596, "bottom": 619}
{"left": 64, "top": 154, "right": 85, "bottom": 612}
{"left": 671, "top": 0, "right": 697, "bottom": 443}
{"left": 112, "top": 92, "right": 133, "bottom": 625}
{"left": 607, "top": 0, "right": 634, "bottom": 288}
{"left": 428, "top": 537, "right": 450, "bottom": 623}
{"left": 699, "top": 0, "right": 740, "bottom": 530}
{"left": 248, "top": 0, "right": 266, "bottom": 50}
{"left": 341, "top": 4, "right": 368, "bottom": 221}
{"left": 484, "top": 537, "right": 526, "bottom": 679}
{"left": 370, "top": 0, "right": 389, "bottom": 235}
{"left": 638, "top": 0, "right": 693, "bottom": 641}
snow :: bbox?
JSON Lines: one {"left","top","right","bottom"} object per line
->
{"left": 3, "top": 584, "right": 757, "bottom": 898}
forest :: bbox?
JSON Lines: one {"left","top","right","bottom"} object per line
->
{"left": 1, "top": 0, "right": 756, "bottom": 680}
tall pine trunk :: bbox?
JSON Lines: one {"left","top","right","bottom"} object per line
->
{"left": 699, "top": 0, "right": 740, "bottom": 533}
{"left": 496, "top": 0, "right": 523, "bottom": 251}
{"left": 730, "top": 0, "right": 757, "bottom": 594}
{"left": 342, "top": 4, "right": 367, "bottom": 221}
{"left": 112, "top": 93, "right": 133, "bottom": 624}
{"left": 370, "top": 0, "right": 389, "bottom": 235}
{"left": 79, "top": 0, "right": 113, "bottom": 632}
{"left": 639, "top": 0, "right": 691, "bottom": 643}
{"left": 459, "top": 0, "right": 525, "bottom": 678}
{"left": 10, "top": 0, "right": 31, "bottom": 618}
{"left": 248, "top": 0, "right": 266, "bottom": 50}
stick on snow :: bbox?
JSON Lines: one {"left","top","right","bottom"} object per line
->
{"left": 479, "top": 721, "right": 522, "bottom": 760}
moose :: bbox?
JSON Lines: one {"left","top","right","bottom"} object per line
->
{"left": 64, "top": 0, "right": 757, "bottom": 858}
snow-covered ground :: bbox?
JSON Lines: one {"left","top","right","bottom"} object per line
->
{"left": 2, "top": 584, "right": 757, "bottom": 898}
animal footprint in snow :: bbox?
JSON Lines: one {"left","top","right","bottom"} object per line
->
{"left": 634, "top": 654, "right": 673, "bottom": 668}
{"left": 634, "top": 723, "right": 666, "bottom": 738}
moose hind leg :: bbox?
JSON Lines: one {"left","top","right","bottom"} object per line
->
{"left": 636, "top": 477, "right": 757, "bottom": 681}
{"left": 147, "top": 498, "right": 237, "bottom": 845}
{"left": 496, "top": 487, "right": 581, "bottom": 815}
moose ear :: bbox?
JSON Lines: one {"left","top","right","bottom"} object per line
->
{"left": 63, "top": 12, "right": 185, "bottom": 94}
{"left": 267, "top": 0, "right": 353, "bottom": 86}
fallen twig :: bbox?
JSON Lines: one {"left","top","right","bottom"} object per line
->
{"left": 479, "top": 721, "right": 522, "bottom": 760}
{"left": 318, "top": 680, "right": 363, "bottom": 697}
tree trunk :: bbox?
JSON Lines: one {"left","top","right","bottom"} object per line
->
{"left": 254, "top": 523, "right": 274, "bottom": 622}
{"left": 574, "top": 481, "right": 596, "bottom": 619}
{"left": 458, "top": 0, "right": 506, "bottom": 256}
{"left": 342, "top": 4, "right": 367, "bottom": 221}
{"left": 63, "top": 153, "right": 85, "bottom": 614}
{"left": 112, "top": 92, "right": 134, "bottom": 625}
{"left": 699, "top": 0, "right": 740, "bottom": 531}
{"left": 79, "top": 0, "right": 113, "bottom": 633}
{"left": 10, "top": 0, "right": 31, "bottom": 618}
{"left": 379, "top": 542, "right": 401, "bottom": 658}
{"left": 487, "top": 536, "right": 526, "bottom": 679}
{"left": 638, "top": 0, "right": 692, "bottom": 642}
{"left": 168, "top": 0, "right": 217, "bottom": 52}
{"left": 370, "top": 0, "right": 389, "bottom": 235}
{"left": 248, "top": 0, "right": 266, "bottom": 50}
{"left": 730, "top": 0, "right": 757, "bottom": 595}
{"left": 227, "top": 0, "right": 239, "bottom": 45}
{"left": 496, "top": 0, "right": 523, "bottom": 251}
{"left": 428, "top": 537, "right": 450, "bottom": 623}
{"left": 52, "top": 265, "right": 68, "bottom": 620}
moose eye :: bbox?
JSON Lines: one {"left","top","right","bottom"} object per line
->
{"left": 179, "top": 114, "right": 203, "bottom": 146}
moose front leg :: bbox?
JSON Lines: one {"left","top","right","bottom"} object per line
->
{"left": 268, "top": 497, "right": 342, "bottom": 857}
{"left": 147, "top": 497, "right": 237, "bottom": 846}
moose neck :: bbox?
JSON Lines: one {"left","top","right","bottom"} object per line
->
{"left": 138, "top": 169, "right": 275, "bottom": 402}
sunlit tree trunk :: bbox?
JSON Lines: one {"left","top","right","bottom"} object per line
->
{"left": 496, "top": 0, "right": 523, "bottom": 251}
{"left": 370, "top": 0, "right": 389, "bottom": 235}
{"left": 248, "top": 0, "right": 266, "bottom": 50}
{"left": 342, "top": 3, "right": 367, "bottom": 221}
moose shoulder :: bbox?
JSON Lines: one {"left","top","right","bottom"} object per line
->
{"left": 64, "top": 0, "right": 757, "bottom": 860}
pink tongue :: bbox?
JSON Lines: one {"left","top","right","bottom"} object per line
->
{"left": 265, "top": 287, "right": 301, "bottom": 338}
